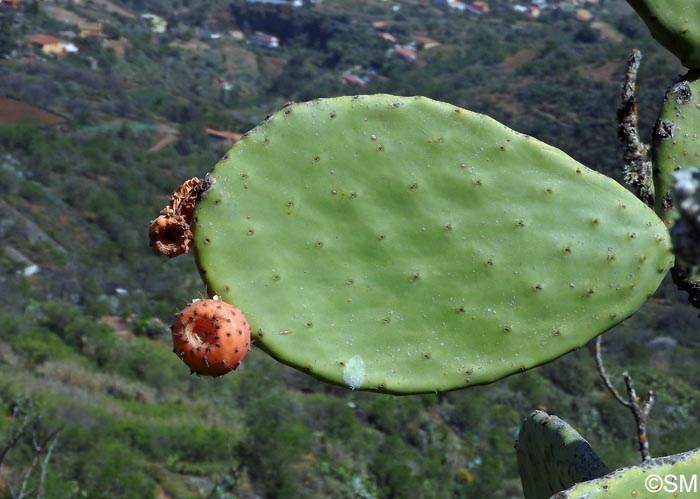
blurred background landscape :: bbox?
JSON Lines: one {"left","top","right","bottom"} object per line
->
{"left": 1, "top": 0, "right": 699, "bottom": 497}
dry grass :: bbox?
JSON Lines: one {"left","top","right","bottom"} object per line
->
{"left": 37, "top": 361, "right": 157, "bottom": 404}
{"left": 102, "top": 37, "right": 131, "bottom": 59}
{"left": 43, "top": 5, "right": 86, "bottom": 25}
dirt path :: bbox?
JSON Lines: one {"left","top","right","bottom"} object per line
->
{"left": 88, "top": 0, "right": 135, "bottom": 18}
{"left": 148, "top": 133, "right": 179, "bottom": 152}
{"left": 99, "top": 316, "right": 134, "bottom": 338}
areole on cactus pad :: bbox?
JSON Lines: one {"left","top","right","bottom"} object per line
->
{"left": 165, "top": 94, "right": 672, "bottom": 394}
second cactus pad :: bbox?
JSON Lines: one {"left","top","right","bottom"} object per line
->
{"left": 653, "top": 73, "right": 700, "bottom": 226}
{"left": 516, "top": 411, "right": 609, "bottom": 499}
{"left": 193, "top": 95, "right": 672, "bottom": 394}
{"left": 626, "top": 0, "right": 700, "bottom": 69}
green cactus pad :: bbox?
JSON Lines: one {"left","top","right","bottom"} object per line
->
{"left": 516, "top": 411, "right": 610, "bottom": 499}
{"left": 626, "top": 1, "right": 700, "bottom": 69}
{"left": 192, "top": 95, "right": 672, "bottom": 394}
{"left": 653, "top": 73, "right": 700, "bottom": 226}
{"left": 553, "top": 447, "right": 700, "bottom": 498}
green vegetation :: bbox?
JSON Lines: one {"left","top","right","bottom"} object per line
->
{"left": 1, "top": 0, "right": 699, "bottom": 497}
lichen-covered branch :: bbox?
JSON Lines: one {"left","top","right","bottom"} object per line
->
{"left": 617, "top": 49, "right": 654, "bottom": 207}
{"left": 594, "top": 335, "right": 654, "bottom": 462}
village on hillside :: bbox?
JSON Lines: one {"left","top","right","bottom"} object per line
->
{"left": 0, "top": 0, "right": 616, "bottom": 144}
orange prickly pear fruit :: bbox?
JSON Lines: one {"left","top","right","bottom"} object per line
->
{"left": 171, "top": 297, "right": 251, "bottom": 377}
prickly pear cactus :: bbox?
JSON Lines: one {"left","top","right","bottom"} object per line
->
{"left": 653, "top": 72, "right": 700, "bottom": 226}
{"left": 552, "top": 447, "right": 700, "bottom": 498}
{"left": 653, "top": 76, "right": 700, "bottom": 226}
{"left": 192, "top": 95, "right": 672, "bottom": 394}
{"left": 626, "top": 1, "right": 700, "bottom": 69}
{"left": 652, "top": 74, "right": 700, "bottom": 307}
{"left": 516, "top": 411, "right": 609, "bottom": 499}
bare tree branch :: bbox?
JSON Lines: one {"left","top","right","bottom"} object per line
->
{"left": 0, "top": 405, "right": 35, "bottom": 468}
{"left": 0, "top": 398, "right": 62, "bottom": 499}
{"left": 594, "top": 335, "right": 654, "bottom": 462}
{"left": 36, "top": 432, "right": 60, "bottom": 499}
{"left": 14, "top": 453, "right": 39, "bottom": 499}
{"left": 594, "top": 336, "right": 631, "bottom": 408}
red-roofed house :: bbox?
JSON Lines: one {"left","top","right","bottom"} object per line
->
{"left": 27, "top": 34, "right": 63, "bottom": 47}
{"left": 527, "top": 5, "right": 540, "bottom": 18}
{"left": 2, "top": 0, "right": 23, "bottom": 8}
{"left": 340, "top": 71, "right": 368, "bottom": 86}
{"left": 470, "top": 1, "right": 489, "bottom": 13}
{"left": 27, "top": 34, "right": 77, "bottom": 56}
{"left": 434, "top": 0, "right": 467, "bottom": 10}
{"left": 414, "top": 36, "right": 440, "bottom": 50}
{"left": 393, "top": 46, "right": 416, "bottom": 62}
{"left": 249, "top": 31, "right": 279, "bottom": 49}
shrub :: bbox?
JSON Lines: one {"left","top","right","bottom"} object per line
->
{"left": 78, "top": 439, "right": 157, "bottom": 499}
{"left": 10, "top": 328, "right": 77, "bottom": 364}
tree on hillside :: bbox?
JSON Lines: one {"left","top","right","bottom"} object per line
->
{"left": 24, "top": 0, "right": 39, "bottom": 16}
{"left": 0, "top": 10, "right": 16, "bottom": 57}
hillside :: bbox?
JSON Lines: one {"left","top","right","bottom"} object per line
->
{"left": 1, "top": 0, "right": 699, "bottom": 498}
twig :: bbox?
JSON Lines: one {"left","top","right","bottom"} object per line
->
{"left": 36, "top": 432, "right": 60, "bottom": 499}
{"left": 617, "top": 49, "right": 654, "bottom": 207}
{"left": 0, "top": 421, "right": 28, "bottom": 468}
{"left": 8, "top": 427, "right": 61, "bottom": 499}
{"left": 0, "top": 403, "right": 37, "bottom": 468}
{"left": 14, "top": 453, "right": 39, "bottom": 499}
{"left": 594, "top": 335, "right": 654, "bottom": 462}
{"left": 1, "top": 417, "right": 62, "bottom": 499}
